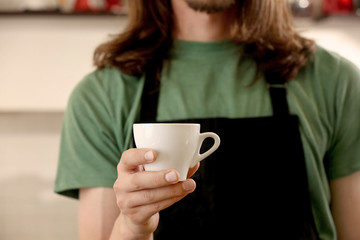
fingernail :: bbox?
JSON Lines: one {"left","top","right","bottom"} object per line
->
{"left": 165, "top": 171, "right": 178, "bottom": 183}
{"left": 182, "top": 180, "right": 195, "bottom": 191}
{"left": 144, "top": 151, "right": 154, "bottom": 162}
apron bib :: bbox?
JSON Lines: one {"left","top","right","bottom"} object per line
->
{"left": 137, "top": 72, "right": 319, "bottom": 239}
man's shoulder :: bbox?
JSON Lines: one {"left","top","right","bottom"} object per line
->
{"left": 311, "top": 45, "right": 359, "bottom": 77}
{"left": 71, "top": 67, "right": 143, "bottom": 101}
{"left": 78, "top": 67, "right": 142, "bottom": 91}
{"left": 300, "top": 44, "right": 360, "bottom": 89}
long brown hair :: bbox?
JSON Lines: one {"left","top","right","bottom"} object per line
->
{"left": 94, "top": 0, "right": 315, "bottom": 81}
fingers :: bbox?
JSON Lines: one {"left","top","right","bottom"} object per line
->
{"left": 119, "top": 149, "right": 199, "bottom": 192}
{"left": 116, "top": 168, "right": 196, "bottom": 199}
{"left": 119, "top": 148, "right": 157, "bottom": 172}
{"left": 122, "top": 164, "right": 199, "bottom": 192}
{"left": 114, "top": 148, "right": 198, "bottom": 231}
{"left": 117, "top": 169, "right": 179, "bottom": 193}
{"left": 121, "top": 179, "right": 196, "bottom": 209}
{"left": 119, "top": 180, "right": 196, "bottom": 224}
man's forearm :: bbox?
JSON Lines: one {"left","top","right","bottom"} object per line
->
{"left": 109, "top": 214, "right": 154, "bottom": 240}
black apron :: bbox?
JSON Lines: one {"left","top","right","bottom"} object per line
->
{"left": 137, "top": 71, "right": 319, "bottom": 239}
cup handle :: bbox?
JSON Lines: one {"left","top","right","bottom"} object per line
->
{"left": 190, "top": 132, "right": 221, "bottom": 168}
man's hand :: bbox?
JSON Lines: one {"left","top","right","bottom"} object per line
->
{"left": 112, "top": 148, "right": 198, "bottom": 239}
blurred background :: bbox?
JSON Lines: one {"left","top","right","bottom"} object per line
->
{"left": 0, "top": 0, "right": 359, "bottom": 239}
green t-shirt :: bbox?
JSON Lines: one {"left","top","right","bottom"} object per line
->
{"left": 54, "top": 40, "right": 360, "bottom": 240}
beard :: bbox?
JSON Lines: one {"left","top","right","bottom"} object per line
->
{"left": 185, "top": 0, "right": 236, "bottom": 14}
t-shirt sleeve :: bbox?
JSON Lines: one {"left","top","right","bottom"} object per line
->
{"left": 326, "top": 58, "right": 360, "bottom": 180}
{"left": 54, "top": 73, "right": 121, "bottom": 199}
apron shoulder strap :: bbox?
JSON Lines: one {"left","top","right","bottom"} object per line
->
{"left": 266, "top": 76, "right": 290, "bottom": 117}
{"left": 140, "top": 62, "right": 161, "bottom": 123}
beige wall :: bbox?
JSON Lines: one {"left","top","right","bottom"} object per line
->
{"left": 0, "top": 113, "right": 78, "bottom": 239}
{"left": 0, "top": 15, "right": 127, "bottom": 239}
{"left": 0, "top": 15, "right": 127, "bottom": 111}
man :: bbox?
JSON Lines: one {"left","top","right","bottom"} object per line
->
{"left": 55, "top": 0, "right": 360, "bottom": 239}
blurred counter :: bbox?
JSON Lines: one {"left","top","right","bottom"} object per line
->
{"left": 296, "top": 16, "right": 360, "bottom": 68}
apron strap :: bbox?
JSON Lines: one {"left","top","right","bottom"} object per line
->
{"left": 140, "top": 63, "right": 161, "bottom": 122}
{"left": 266, "top": 76, "right": 290, "bottom": 117}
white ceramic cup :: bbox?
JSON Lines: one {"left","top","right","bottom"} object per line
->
{"left": 133, "top": 123, "right": 221, "bottom": 181}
